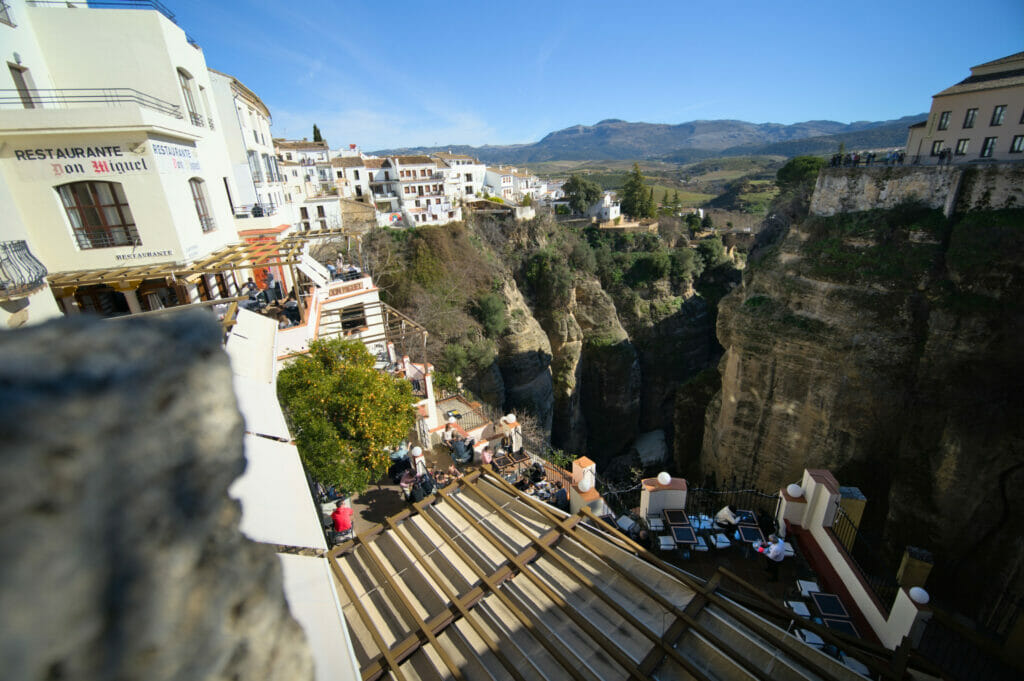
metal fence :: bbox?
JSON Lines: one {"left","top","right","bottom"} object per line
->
{"left": 830, "top": 506, "right": 900, "bottom": 614}
{"left": 684, "top": 487, "right": 781, "bottom": 535}
{"left": 0, "top": 87, "right": 181, "bottom": 117}
{"left": 0, "top": 240, "right": 47, "bottom": 300}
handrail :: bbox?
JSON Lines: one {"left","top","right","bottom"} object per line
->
{"left": 0, "top": 88, "right": 182, "bottom": 117}
{"left": 0, "top": 240, "right": 48, "bottom": 300}
{"left": 27, "top": 0, "right": 176, "bottom": 23}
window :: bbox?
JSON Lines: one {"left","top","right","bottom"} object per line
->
{"left": 177, "top": 69, "right": 202, "bottom": 126}
{"left": 223, "top": 177, "right": 234, "bottom": 212}
{"left": 247, "top": 150, "right": 262, "bottom": 182}
{"left": 271, "top": 157, "right": 281, "bottom": 182}
{"left": 58, "top": 181, "right": 140, "bottom": 249}
{"left": 963, "top": 108, "right": 977, "bottom": 128}
{"left": 189, "top": 178, "right": 215, "bottom": 232}
{"left": 353, "top": 170, "right": 360, "bottom": 180}
{"left": 464, "top": 173, "right": 471, "bottom": 182}
{"left": 300, "top": 207, "right": 309, "bottom": 219}
{"left": 955, "top": 139, "right": 969, "bottom": 155}
{"left": 1011, "top": 136, "right": 1024, "bottom": 154}
{"left": 316, "top": 205, "right": 325, "bottom": 217}
{"left": 340, "top": 303, "right": 366, "bottom": 331}
{"left": 937, "top": 111, "right": 950, "bottom": 130}
{"left": 262, "top": 154, "right": 275, "bottom": 183}
{"left": 981, "top": 137, "right": 997, "bottom": 158}
{"left": 991, "top": 105, "right": 1006, "bottom": 126}
{"left": 930, "top": 141, "right": 944, "bottom": 156}
{"left": 336, "top": 171, "right": 343, "bottom": 179}
{"left": 355, "top": 186, "right": 362, "bottom": 197}
{"left": 8, "top": 63, "right": 34, "bottom": 108}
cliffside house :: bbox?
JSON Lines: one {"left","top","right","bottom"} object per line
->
{"left": 906, "top": 51, "right": 1024, "bottom": 164}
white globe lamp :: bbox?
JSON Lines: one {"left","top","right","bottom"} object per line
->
{"left": 410, "top": 446, "right": 423, "bottom": 458}
{"left": 909, "top": 587, "right": 930, "bottom": 605}
{"left": 657, "top": 472, "right": 672, "bottom": 486}
{"left": 786, "top": 483, "right": 804, "bottom": 498}
{"left": 578, "top": 477, "right": 593, "bottom": 493}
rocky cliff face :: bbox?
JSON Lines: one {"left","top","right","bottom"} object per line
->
{"left": 0, "top": 315, "right": 314, "bottom": 681}
{"left": 699, "top": 202, "right": 1024, "bottom": 605}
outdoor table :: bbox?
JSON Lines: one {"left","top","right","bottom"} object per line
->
{"left": 493, "top": 455, "right": 512, "bottom": 470}
{"left": 737, "top": 525, "right": 765, "bottom": 544}
{"left": 670, "top": 525, "right": 697, "bottom": 545}
{"left": 736, "top": 509, "right": 757, "bottom": 526}
{"left": 663, "top": 509, "right": 689, "bottom": 526}
{"left": 810, "top": 592, "right": 849, "bottom": 619}
{"left": 823, "top": 617, "right": 859, "bottom": 638}
{"left": 509, "top": 450, "right": 529, "bottom": 464}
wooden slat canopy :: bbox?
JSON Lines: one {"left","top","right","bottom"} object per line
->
{"left": 47, "top": 227, "right": 359, "bottom": 289}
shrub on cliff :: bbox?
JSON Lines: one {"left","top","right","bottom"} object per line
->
{"left": 277, "top": 339, "right": 415, "bottom": 494}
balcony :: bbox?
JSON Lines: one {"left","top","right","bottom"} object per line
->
{"left": 0, "top": 241, "right": 48, "bottom": 301}
{"left": 0, "top": 88, "right": 181, "bottom": 117}
{"left": 26, "top": 0, "right": 200, "bottom": 45}
{"left": 0, "top": 87, "right": 198, "bottom": 139}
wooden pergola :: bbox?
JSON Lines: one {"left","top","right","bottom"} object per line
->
{"left": 47, "top": 227, "right": 359, "bottom": 290}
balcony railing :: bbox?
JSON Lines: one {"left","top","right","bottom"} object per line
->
{"left": 0, "top": 1, "right": 16, "bottom": 27}
{"left": 234, "top": 202, "right": 278, "bottom": 218}
{"left": 830, "top": 506, "right": 900, "bottom": 614}
{"left": 0, "top": 88, "right": 182, "bottom": 118}
{"left": 27, "top": 1, "right": 201, "bottom": 45}
{"left": 0, "top": 240, "right": 48, "bottom": 300}
{"left": 199, "top": 216, "right": 216, "bottom": 233}
{"left": 188, "top": 110, "right": 204, "bottom": 127}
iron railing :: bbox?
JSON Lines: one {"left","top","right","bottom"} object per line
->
{"left": 0, "top": 88, "right": 182, "bottom": 117}
{"left": 684, "top": 486, "right": 782, "bottom": 534}
{"left": 28, "top": 0, "right": 176, "bottom": 22}
{"left": 830, "top": 506, "right": 900, "bottom": 614}
{"left": 188, "top": 110, "right": 204, "bottom": 127}
{"left": 0, "top": 240, "right": 48, "bottom": 300}
{"left": 198, "top": 216, "right": 216, "bottom": 233}
{"left": 0, "top": 1, "right": 15, "bottom": 26}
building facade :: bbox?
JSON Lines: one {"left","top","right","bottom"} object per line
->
{"left": 0, "top": 0, "right": 245, "bottom": 315}
{"left": 906, "top": 52, "right": 1024, "bottom": 164}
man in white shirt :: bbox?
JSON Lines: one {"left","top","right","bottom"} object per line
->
{"left": 760, "top": 533, "right": 785, "bottom": 581}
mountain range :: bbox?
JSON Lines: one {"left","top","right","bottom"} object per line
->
{"left": 372, "top": 115, "right": 926, "bottom": 164}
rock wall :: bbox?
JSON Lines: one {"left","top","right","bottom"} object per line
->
{"left": 496, "top": 277, "right": 554, "bottom": 431}
{"left": 810, "top": 163, "right": 1024, "bottom": 217}
{"left": 700, "top": 203, "right": 1024, "bottom": 607}
{"left": 0, "top": 314, "right": 313, "bottom": 681}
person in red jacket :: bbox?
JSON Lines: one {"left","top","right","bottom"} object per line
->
{"left": 331, "top": 500, "right": 353, "bottom": 533}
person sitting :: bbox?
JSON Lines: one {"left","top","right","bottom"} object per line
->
{"left": 433, "top": 467, "right": 449, "bottom": 486}
{"left": 715, "top": 504, "right": 739, "bottom": 532}
{"left": 451, "top": 438, "right": 473, "bottom": 464}
{"left": 551, "top": 481, "right": 569, "bottom": 512}
{"left": 514, "top": 475, "right": 531, "bottom": 491}
{"left": 390, "top": 441, "right": 409, "bottom": 461}
{"left": 479, "top": 445, "right": 493, "bottom": 466}
{"left": 331, "top": 500, "right": 353, "bottom": 534}
{"left": 447, "top": 464, "right": 463, "bottom": 479}
{"left": 441, "top": 419, "right": 458, "bottom": 451}
{"left": 529, "top": 462, "right": 546, "bottom": 484}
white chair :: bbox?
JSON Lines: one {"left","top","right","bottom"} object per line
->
{"left": 797, "top": 579, "right": 820, "bottom": 598}
{"left": 840, "top": 652, "right": 871, "bottom": 677}
{"left": 658, "top": 535, "right": 676, "bottom": 551}
{"left": 617, "top": 516, "right": 638, "bottom": 534}
{"left": 785, "top": 600, "right": 810, "bottom": 617}
{"left": 647, "top": 515, "right": 664, "bottom": 532}
{"left": 797, "top": 629, "right": 824, "bottom": 649}
{"left": 693, "top": 536, "right": 710, "bottom": 552}
{"left": 783, "top": 541, "right": 795, "bottom": 557}
{"left": 712, "top": 533, "right": 731, "bottom": 549}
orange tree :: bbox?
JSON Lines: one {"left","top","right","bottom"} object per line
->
{"left": 277, "top": 338, "right": 415, "bottom": 494}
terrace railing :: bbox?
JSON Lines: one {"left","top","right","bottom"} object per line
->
{"left": 0, "top": 240, "right": 48, "bottom": 300}
{"left": 829, "top": 506, "right": 900, "bottom": 614}
{"left": 26, "top": 1, "right": 200, "bottom": 45}
{"left": 0, "top": 88, "right": 182, "bottom": 118}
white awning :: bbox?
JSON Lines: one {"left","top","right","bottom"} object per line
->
{"left": 232, "top": 373, "right": 291, "bottom": 440}
{"left": 278, "top": 554, "right": 360, "bottom": 681}
{"left": 225, "top": 308, "right": 278, "bottom": 384}
{"left": 229, "top": 434, "right": 327, "bottom": 550}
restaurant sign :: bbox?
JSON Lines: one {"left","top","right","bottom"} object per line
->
{"left": 12, "top": 144, "right": 150, "bottom": 180}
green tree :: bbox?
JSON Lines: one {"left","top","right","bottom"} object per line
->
{"left": 776, "top": 155, "right": 826, "bottom": 194}
{"left": 645, "top": 186, "right": 658, "bottom": 218}
{"left": 563, "top": 174, "right": 601, "bottom": 214}
{"left": 696, "top": 236, "right": 729, "bottom": 268}
{"left": 312, "top": 124, "right": 323, "bottom": 142}
{"left": 701, "top": 213, "right": 713, "bottom": 230}
{"left": 521, "top": 193, "right": 533, "bottom": 206}
{"left": 277, "top": 339, "right": 415, "bottom": 494}
{"left": 473, "top": 292, "right": 507, "bottom": 337}
{"left": 620, "top": 163, "right": 647, "bottom": 218}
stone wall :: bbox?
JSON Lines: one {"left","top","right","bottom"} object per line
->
{"left": 0, "top": 314, "right": 314, "bottom": 681}
{"left": 810, "top": 163, "right": 1024, "bottom": 217}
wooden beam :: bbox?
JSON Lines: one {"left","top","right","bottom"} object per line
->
{"left": 435, "top": 489, "right": 651, "bottom": 681}
{"left": 354, "top": 536, "right": 467, "bottom": 681}
{"left": 412, "top": 496, "right": 592, "bottom": 681}
{"left": 326, "top": 552, "right": 408, "bottom": 681}
{"left": 461, "top": 481, "right": 723, "bottom": 681}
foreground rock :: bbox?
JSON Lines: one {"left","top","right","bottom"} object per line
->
{"left": 0, "top": 314, "right": 313, "bottom": 681}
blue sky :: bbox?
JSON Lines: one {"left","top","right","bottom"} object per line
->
{"left": 174, "top": 0, "right": 1023, "bottom": 150}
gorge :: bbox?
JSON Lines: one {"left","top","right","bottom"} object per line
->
{"left": 361, "top": 162, "right": 1024, "bottom": 619}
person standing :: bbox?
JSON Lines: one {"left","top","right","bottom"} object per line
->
{"left": 331, "top": 500, "right": 353, "bottom": 534}
{"left": 759, "top": 533, "right": 785, "bottom": 581}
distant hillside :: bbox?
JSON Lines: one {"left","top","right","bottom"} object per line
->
{"left": 710, "top": 115, "right": 926, "bottom": 159}
{"left": 371, "top": 115, "right": 926, "bottom": 164}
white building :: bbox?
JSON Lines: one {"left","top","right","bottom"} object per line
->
{"left": 392, "top": 155, "right": 461, "bottom": 226}
{"left": 274, "top": 138, "right": 342, "bottom": 232}
{"left": 208, "top": 69, "right": 288, "bottom": 224}
{"left": 587, "top": 191, "right": 621, "bottom": 222}
{"left": 0, "top": 0, "right": 245, "bottom": 316}
{"left": 432, "top": 151, "right": 486, "bottom": 201}
{"left": 484, "top": 165, "right": 542, "bottom": 204}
